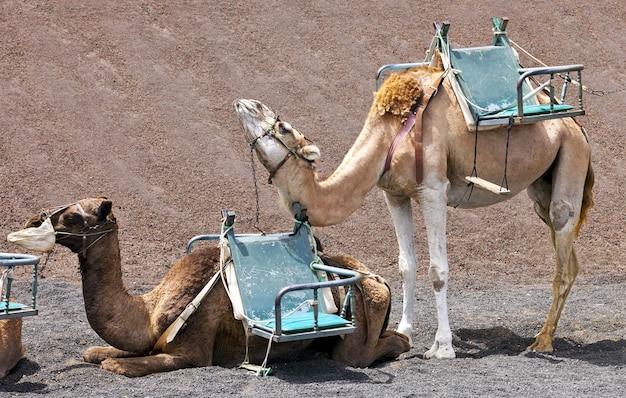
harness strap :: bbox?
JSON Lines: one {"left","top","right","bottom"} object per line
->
{"left": 383, "top": 112, "right": 416, "bottom": 177}
{"left": 382, "top": 72, "right": 446, "bottom": 184}
{"left": 152, "top": 268, "right": 222, "bottom": 352}
{"left": 75, "top": 203, "right": 89, "bottom": 257}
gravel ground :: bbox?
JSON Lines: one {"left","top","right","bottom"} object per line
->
{"left": 1, "top": 281, "right": 624, "bottom": 397}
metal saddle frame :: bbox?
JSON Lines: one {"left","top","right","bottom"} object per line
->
{"left": 1, "top": 253, "right": 39, "bottom": 320}
{"left": 376, "top": 17, "right": 585, "bottom": 130}
{"left": 186, "top": 204, "right": 362, "bottom": 343}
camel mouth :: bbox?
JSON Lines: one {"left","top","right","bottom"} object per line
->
{"left": 233, "top": 99, "right": 280, "bottom": 147}
{"left": 233, "top": 99, "right": 277, "bottom": 123}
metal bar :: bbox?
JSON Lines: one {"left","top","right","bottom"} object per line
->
{"left": 561, "top": 71, "right": 570, "bottom": 103}
{"left": 1, "top": 253, "right": 40, "bottom": 320}
{"left": 578, "top": 70, "right": 583, "bottom": 109}
{"left": 376, "top": 63, "right": 428, "bottom": 90}
{"left": 516, "top": 65, "right": 584, "bottom": 117}
{"left": 273, "top": 263, "right": 362, "bottom": 336}
{"left": 250, "top": 324, "right": 357, "bottom": 343}
{"left": 0, "top": 253, "right": 40, "bottom": 267}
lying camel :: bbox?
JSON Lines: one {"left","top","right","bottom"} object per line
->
{"left": 22, "top": 197, "right": 409, "bottom": 377}
{"left": 0, "top": 318, "right": 24, "bottom": 378}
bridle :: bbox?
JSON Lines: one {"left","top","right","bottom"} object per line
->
{"left": 249, "top": 117, "right": 314, "bottom": 184}
{"left": 42, "top": 201, "right": 115, "bottom": 257}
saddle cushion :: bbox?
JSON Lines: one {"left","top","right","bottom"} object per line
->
{"left": 259, "top": 312, "right": 350, "bottom": 334}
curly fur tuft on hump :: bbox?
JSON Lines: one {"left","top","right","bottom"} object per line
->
{"left": 373, "top": 70, "right": 423, "bottom": 122}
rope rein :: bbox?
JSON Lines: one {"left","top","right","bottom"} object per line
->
{"left": 509, "top": 39, "right": 623, "bottom": 97}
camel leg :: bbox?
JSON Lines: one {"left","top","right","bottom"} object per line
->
{"left": 383, "top": 191, "right": 417, "bottom": 343}
{"left": 94, "top": 328, "right": 217, "bottom": 377}
{"left": 99, "top": 353, "right": 196, "bottom": 377}
{"left": 420, "top": 180, "right": 455, "bottom": 359}
{"left": 526, "top": 140, "right": 589, "bottom": 352}
{"left": 83, "top": 346, "right": 141, "bottom": 363}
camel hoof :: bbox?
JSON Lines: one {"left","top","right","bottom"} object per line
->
{"left": 83, "top": 347, "right": 105, "bottom": 364}
{"left": 424, "top": 342, "right": 456, "bottom": 359}
{"left": 101, "top": 358, "right": 141, "bottom": 377}
{"left": 101, "top": 358, "right": 125, "bottom": 374}
{"left": 526, "top": 341, "right": 554, "bottom": 353}
{"left": 380, "top": 330, "right": 412, "bottom": 357}
{"left": 395, "top": 323, "right": 413, "bottom": 346}
{"left": 527, "top": 333, "right": 554, "bottom": 353}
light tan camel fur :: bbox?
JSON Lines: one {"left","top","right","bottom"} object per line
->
{"left": 234, "top": 50, "right": 593, "bottom": 359}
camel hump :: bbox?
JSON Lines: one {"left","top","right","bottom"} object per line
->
{"left": 374, "top": 70, "right": 423, "bottom": 122}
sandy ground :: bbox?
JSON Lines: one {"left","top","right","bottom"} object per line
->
{"left": 1, "top": 1, "right": 625, "bottom": 397}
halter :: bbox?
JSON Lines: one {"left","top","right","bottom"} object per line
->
{"left": 42, "top": 201, "right": 115, "bottom": 257}
{"left": 249, "top": 117, "right": 314, "bottom": 184}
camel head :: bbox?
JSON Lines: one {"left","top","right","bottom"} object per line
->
{"left": 23, "top": 197, "right": 116, "bottom": 255}
{"left": 233, "top": 99, "right": 320, "bottom": 182}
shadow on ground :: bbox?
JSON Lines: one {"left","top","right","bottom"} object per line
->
{"left": 0, "top": 359, "right": 47, "bottom": 393}
{"left": 454, "top": 326, "right": 626, "bottom": 367}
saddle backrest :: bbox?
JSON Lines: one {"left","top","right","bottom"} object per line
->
{"left": 226, "top": 227, "right": 322, "bottom": 322}
{"left": 449, "top": 45, "right": 538, "bottom": 117}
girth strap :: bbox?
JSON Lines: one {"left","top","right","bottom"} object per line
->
{"left": 382, "top": 72, "right": 446, "bottom": 184}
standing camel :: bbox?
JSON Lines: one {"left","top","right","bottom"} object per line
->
{"left": 19, "top": 197, "right": 408, "bottom": 377}
{"left": 233, "top": 51, "right": 594, "bottom": 359}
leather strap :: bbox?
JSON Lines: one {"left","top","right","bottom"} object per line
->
{"left": 383, "top": 112, "right": 416, "bottom": 175}
{"left": 382, "top": 72, "right": 446, "bottom": 185}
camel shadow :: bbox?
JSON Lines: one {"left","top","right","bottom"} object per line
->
{"left": 453, "top": 326, "right": 626, "bottom": 367}
{"left": 266, "top": 351, "right": 396, "bottom": 385}
{"left": 0, "top": 359, "right": 47, "bottom": 393}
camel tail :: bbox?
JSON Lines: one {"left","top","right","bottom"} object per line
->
{"left": 576, "top": 158, "right": 594, "bottom": 237}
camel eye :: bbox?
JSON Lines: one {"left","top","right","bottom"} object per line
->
{"left": 278, "top": 122, "right": 293, "bottom": 135}
{"left": 63, "top": 212, "right": 82, "bottom": 226}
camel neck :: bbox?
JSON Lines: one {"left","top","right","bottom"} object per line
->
{"left": 273, "top": 118, "right": 390, "bottom": 226}
{"left": 78, "top": 233, "right": 154, "bottom": 352}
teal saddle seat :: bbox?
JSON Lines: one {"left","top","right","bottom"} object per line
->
{"left": 449, "top": 45, "right": 572, "bottom": 118}
{"left": 375, "top": 17, "right": 584, "bottom": 130}
{"left": 1, "top": 253, "right": 40, "bottom": 320}
{"left": 186, "top": 205, "right": 361, "bottom": 343}
{"left": 438, "top": 18, "right": 584, "bottom": 129}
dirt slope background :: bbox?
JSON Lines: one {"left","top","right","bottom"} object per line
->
{"left": 1, "top": 1, "right": 624, "bottom": 397}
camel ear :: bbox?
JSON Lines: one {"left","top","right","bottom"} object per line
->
{"left": 97, "top": 200, "right": 113, "bottom": 221}
{"left": 300, "top": 145, "right": 320, "bottom": 161}
{"left": 429, "top": 49, "right": 444, "bottom": 71}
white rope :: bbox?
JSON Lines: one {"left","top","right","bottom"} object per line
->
{"left": 509, "top": 39, "right": 548, "bottom": 67}
{"left": 1, "top": 268, "right": 12, "bottom": 298}
{"left": 258, "top": 335, "right": 274, "bottom": 376}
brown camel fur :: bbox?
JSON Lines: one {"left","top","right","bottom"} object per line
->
{"left": 234, "top": 50, "right": 594, "bottom": 359}
{"left": 0, "top": 318, "right": 24, "bottom": 378}
{"left": 23, "top": 197, "right": 409, "bottom": 377}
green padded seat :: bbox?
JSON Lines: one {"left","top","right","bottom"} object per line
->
{"left": 495, "top": 103, "right": 573, "bottom": 116}
{"left": 261, "top": 312, "right": 350, "bottom": 334}
{"left": 0, "top": 301, "right": 27, "bottom": 311}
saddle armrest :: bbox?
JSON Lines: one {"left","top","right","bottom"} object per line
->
{"left": 272, "top": 263, "right": 361, "bottom": 335}
{"left": 516, "top": 65, "right": 584, "bottom": 117}
{"left": 1, "top": 253, "right": 40, "bottom": 320}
